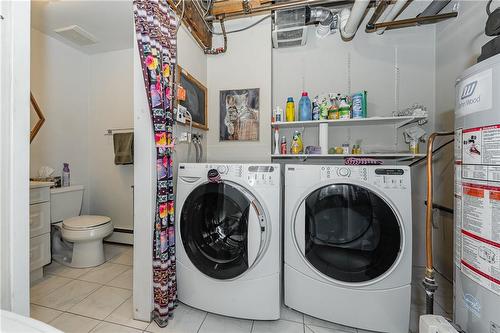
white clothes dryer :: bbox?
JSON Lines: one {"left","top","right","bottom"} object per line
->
{"left": 176, "top": 163, "right": 281, "bottom": 320}
{"left": 284, "top": 164, "right": 412, "bottom": 333}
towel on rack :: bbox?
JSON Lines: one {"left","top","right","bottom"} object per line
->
{"left": 113, "top": 132, "right": 134, "bottom": 165}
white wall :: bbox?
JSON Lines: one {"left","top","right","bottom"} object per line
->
{"left": 175, "top": 25, "right": 208, "bottom": 168}
{"left": 30, "top": 28, "right": 90, "bottom": 214}
{"left": 207, "top": 15, "right": 272, "bottom": 162}
{"left": 88, "top": 48, "right": 134, "bottom": 231}
{"left": 431, "top": 0, "right": 491, "bottom": 280}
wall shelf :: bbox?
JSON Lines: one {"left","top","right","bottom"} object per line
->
{"left": 271, "top": 116, "right": 427, "bottom": 129}
{"left": 271, "top": 153, "right": 426, "bottom": 161}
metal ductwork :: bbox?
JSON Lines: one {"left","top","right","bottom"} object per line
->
{"left": 307, "top": 6, "right": 337, "bottom": 37}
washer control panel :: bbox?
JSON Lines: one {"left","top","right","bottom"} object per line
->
{"left": 246, "top": 166, "right": 276, "bottom": 186}
{"left": 373, "top": 168, "right": 407, "bottom": 189}
{"left": 204, "top": 164, "right": 277, "bottom": 187}
{"left": 320, "top": 166, "right": 367, "bottom": 181}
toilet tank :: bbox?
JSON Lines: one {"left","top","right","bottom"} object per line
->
{"left": 50, "top": 185, "right": 84, "bottom": 223}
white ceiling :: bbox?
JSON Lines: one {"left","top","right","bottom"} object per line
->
{"left": 31, "top": 0, "right": 134, "bottom": 54}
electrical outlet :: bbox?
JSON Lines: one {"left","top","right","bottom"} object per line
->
{"left": 179, "top": 132, "right": 188, "bottom": 142}
{"left": 176, "top": 105, "right": 187, "bottom": 123}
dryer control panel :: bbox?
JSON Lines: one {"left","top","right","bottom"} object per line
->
{"left": 372, "top": 168, "right": 408, "bottom": 190}
{"left": 203, "top": 164, "right": 278, "bottom": 187}
{"left": 318, "top": 166, "right": 408, "bottom": 189}
{"left": 320, "top": 166, "right": 368, "bottom": 181}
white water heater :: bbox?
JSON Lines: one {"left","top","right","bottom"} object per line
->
{"left": 454, "top": 53, "right": 500, "bottom": 332}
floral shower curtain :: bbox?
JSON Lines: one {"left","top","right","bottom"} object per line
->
{"left": 133, "top": 0, "right": 177, "bottom": 327}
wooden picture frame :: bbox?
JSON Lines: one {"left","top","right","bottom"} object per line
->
{"left": 176, "top": 65, "right": 208, "bottom": 130}
{"left": 30, "top": 92, "right": 45, "bottom": 143}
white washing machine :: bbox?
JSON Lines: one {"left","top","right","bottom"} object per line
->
{"left": 284, "top": 164, "right": 412, "bottom": 333}
{"left": 176, "top": 163, "right": 281, "bottom": 320}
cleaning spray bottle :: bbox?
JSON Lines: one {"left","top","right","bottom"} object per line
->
{"left": 290, "top": 130, "right": 304, "bottom": 154}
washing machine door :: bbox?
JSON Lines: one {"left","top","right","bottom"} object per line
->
{"left": 180, "top": 181, "right": 267, "bottom": 280}
{"left": 294, "top": 183, "right": 402, "bottom": 283}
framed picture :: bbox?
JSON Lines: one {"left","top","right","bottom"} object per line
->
{"left": 219, "top": 88, "right": 259, "bottom": 141}
{"left": 176, "top": 65, "right": 208, "bottom": 130}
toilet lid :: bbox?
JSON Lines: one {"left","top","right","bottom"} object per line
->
{"left": 62, "top": 215, "right": 111, "bottom": 230}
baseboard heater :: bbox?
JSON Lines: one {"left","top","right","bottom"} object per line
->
{"left": 105, "top": 228, "right": 133, "bottom": 245}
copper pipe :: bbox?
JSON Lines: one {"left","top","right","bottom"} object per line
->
{"left": 425, "top": 131, "right": 454, "bottom": 278}
{"left": 365, "top": 0, "right": 389, "bottom": 31}
{"left": 371, "top": 11, "right": 457, "bottom": 30}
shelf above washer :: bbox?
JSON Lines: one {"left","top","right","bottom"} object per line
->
{"left": 271, "top": 116, "right": 427, "bottom": 129}
{"left": 271, "top": 153, "right": 426, "bottom": 161}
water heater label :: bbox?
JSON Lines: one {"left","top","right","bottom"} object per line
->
{"left": 460, "top": 181, "right": 500, "bottom": 296}
{"left": 456, "top": 68, "right": 492, "bottom": 116}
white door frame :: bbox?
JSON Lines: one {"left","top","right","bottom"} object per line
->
{"left": 0, "top": 0, "right": 31, "bottom": 316}
{"left": 132, "top": 37, "right": 154, "bottom": 321}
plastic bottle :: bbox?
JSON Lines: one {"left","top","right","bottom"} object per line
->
{"left": 280, "top": 136, "right": 287, "bottom": 155}
{"left": 62, "top": 163, "right": 70, "bottom": 187}
{"left": 290, "top": 131, "right": 304, "bottom": 154}
{"left": 338, "top": 97, "right": 351, "bottom": 120}
{"left": 298, "top": 92, "right": 312, "bottom": 121}
{"left": 312, "top": 98, "right": 320, "bottom": 121}
{"left": 274, "top": 128, "right": 280, "bottom": 155}
{"left": 286, "top": 97, "right": 295, "bottom": 122}
{"left": 274, "top": 106, "right": 283, "bottom": 122}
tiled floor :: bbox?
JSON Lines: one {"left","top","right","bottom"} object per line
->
{"left": 30, "top": 243, "right": 141, "bottom": 333}
{"left": 30, "top": 245, "right": 453, "bottom": 333}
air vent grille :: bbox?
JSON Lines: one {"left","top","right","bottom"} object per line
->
{"left": 54, "top": 25, "right": 98, "bottom": 46}
{"left": 277, "top": 40, "right": 304, "bottom": 48}
{"left": 277, "top": 29, "right": 304, "bottom": 40}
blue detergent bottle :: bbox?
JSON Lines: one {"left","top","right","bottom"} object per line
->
{"left": 298, "top": 91, "right": 312, "bottom": 121}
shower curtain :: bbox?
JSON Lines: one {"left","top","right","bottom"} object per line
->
{"left": 133, "top": 0, "right": 177, "bottom": 327}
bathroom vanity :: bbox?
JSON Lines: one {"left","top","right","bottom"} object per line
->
{"left": 29, "top": 181, "right": 53, "bottom": 284}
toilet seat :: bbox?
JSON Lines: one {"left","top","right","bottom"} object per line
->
{"left": 62, "top": 215, "right": 111, "bottom": 231}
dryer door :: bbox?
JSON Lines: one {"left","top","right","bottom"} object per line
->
{"left": 294, "top": 183, "right": 402, "bottom": 283}
{"left": 180, "top": 182, "right": 266, "bottom": 280}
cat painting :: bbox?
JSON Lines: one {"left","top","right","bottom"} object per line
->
{"left": 220, "top": 89, "right": 259, "bottom": 141}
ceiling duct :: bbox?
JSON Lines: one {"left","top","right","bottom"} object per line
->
{"left": 54, "top": 25, "right": 98, "bottom": 46}
{"left": 272, "top": 7, "right": 309, "bottom": 48}
{"left": 272, "top": 5, "right": 338, "bottom": 48}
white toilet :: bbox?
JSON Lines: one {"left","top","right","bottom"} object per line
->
{"left": 50, "top": 185, "right": 113, "bottom": 268}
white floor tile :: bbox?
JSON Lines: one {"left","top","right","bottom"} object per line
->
{"left": 145, "top": 303, "right": 207, "bottom": 333}
{"left": 304, "top": 315, "right": 356, "bottom": 333}
{"left": 49, "top": 313, "right": 100, "bottom": 333}
{"left": 30, "top": 274, "right": 73, "bottom": 301}
{"left": 252, "top": 319, "right": 303, "bottom": 333}
{"left": 280, "top": 304, "right": 303, "bottom": 324}
{"left": 30, "top": 304, "right": 62, "bottom": 324}
{"left": 90, "top": 321, "right": 142, "bottom": 333}
{"left": 79, "top": 262, "right": 129, "bottom": 284}
{"left": 68, "top": 285, "right": 132, "bottom": 320}
{"left": 32, "top": 279, "right": 101, "bottom": 311}
{"left": 306, "top": 324, "right": 357, "bottom": 333}
{"left": 199, "top": 313, "right": 253, "bottom": 333}
{"left": 106, "top": 268, "right": 133, "bottom": 290}
{"left": 105, "top": 297, "right": 149, "bottom": 330}
{"left": 44, "top": 261, "right": 93, "bottom": 279}
{"left": 104, "top": 244, "right": 131, "bottom": 262}
{"left": 110, "top": 249, "right": 133, "bottom": 266}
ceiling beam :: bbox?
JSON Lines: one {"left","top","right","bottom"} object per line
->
{"left": 167, "top": 0, "right": 212, "bottom": 49}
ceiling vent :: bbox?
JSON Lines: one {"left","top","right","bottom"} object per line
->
{"left": 54, "top": 25, "right": 98, "bottom": 46}
{"left": 272, "top": 7, "right": 308, "bottom": 48}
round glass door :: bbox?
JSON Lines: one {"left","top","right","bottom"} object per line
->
{"left": 181, "top": 182, "right": 253, "bottom": 279}
{"left": 302, "top": 183, "right": 401, "bottom": 283}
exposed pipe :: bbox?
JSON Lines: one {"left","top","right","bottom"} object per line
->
{"left": 371, "top": 11, "right": 458, "bottom": 30}
{"left": 340, "top": 0, "right": 371, "bottom": 40}
{"left": 208, "top": 0, "right": 365, "bottom": 20}
{"left": 366, "top": 0, "right": 389, "bottom": 31}
{"left": 376, "top": 0, "right": 408, "bottom": 35}
{"left": 417, "top": 0, "right": 451, "bottom": 17}
{"left": 423, "top": 131, "right": 454, "bottom": 315}
{"left": 307, "top": 6, "right": 336, "bottom": 37}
